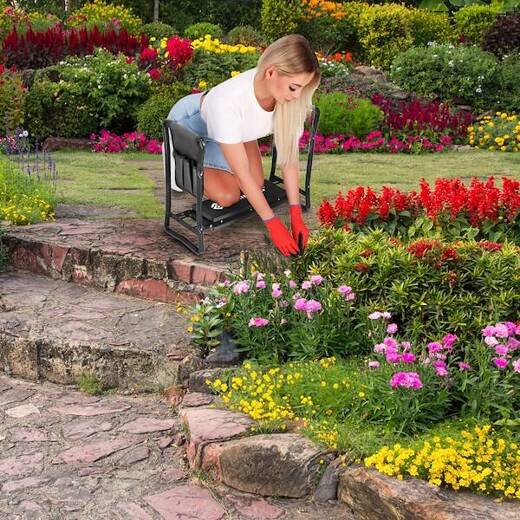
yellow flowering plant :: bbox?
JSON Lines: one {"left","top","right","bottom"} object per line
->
{"left": 468, "top": 112, "right": 519, "bottom": 152}
{"left": 365, "top": 424, "right": 520, "bottom": 499}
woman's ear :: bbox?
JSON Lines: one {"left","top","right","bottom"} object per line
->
{"left": 264, "top": 65, "right": 276, "bottom": 79}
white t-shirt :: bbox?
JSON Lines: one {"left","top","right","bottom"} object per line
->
{"left": 200, "top": 68, "right": 274, "bottom": 144}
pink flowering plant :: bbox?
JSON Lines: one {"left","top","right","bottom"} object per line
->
{"left": 191, "top": 270, "right": 364, "bottom": 363}
{"left": 455, "top": 321, "right": 520, "bottom": 422}
{"left": 89, "top": 129, "right": 162, "bottom": 154}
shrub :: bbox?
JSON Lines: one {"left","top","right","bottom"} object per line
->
{"left": 318, "top": 177, "right": 520, "bottom": 243}
{"left": 2, "top": 25, "right": 149, "bottom": 69}
{"left": 454, "top": 4, "right": 500, "bottom": 46}
{"left": 0, "top": 155, "right": 56, "bottom": 225}
{"left": 261, "top": 0, "right": 302, "bottom": 41}
{"left": 89, "top": 129, "right": 162, "bottom": 154}
{"left": 184, "top": 21, "right": 223, "bottom": 40}
{"left": 65, "top": 0, "right": 143, "bottom": 34}
{"left": 226, "top": 25, "right": 266, "bottom": 47}
{"left": 390, "top": 44, "right": 499, "bottom": 111}
{"left": 182, "top": 48, "right": 259, "bottom": 89}
{"left": 315, "top": 92, "right": 384, "bottom": 138}
{"left": 24, "top": 49, "right": 151, "bottom": 140}
{"left": 358, "top": 4, "right": 414, "bottom": 70}
{"left": 141, "top": 21, "right": 175, "bottom": 40}
{"left": 484, "top": 12, "right": 520, "bottom": 58}
{"left": 408, "top": 8, "right": 453, "bottom": 46}
{"left": 468, "top": 111, "right": 520, "bottom": 153}
{"left": 0, "top": 65, "right": 26, "bottom": 133}
{"left": 497, "top": 53, "right": 520, "bottom": 113}
{"left": 136, "top": 82, "right": 192, "bottom": 140}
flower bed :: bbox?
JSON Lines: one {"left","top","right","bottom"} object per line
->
{"left": 468, "top": 112, "right": 520, "bottom": 153}
{"left": 89, "top": 129, "right": 161, "bottom": 154}
{"left": 318, "top": 176, "right": 520, "bottom": 243}
{"left": 206, "top": 318, "right": 519, "bottom": 499}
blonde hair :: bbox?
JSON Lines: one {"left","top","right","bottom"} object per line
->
{"left": 255, "top": 34, "right": 321, "bottom": 169}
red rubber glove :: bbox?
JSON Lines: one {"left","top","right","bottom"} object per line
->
{"left": 289, "top": 204, "right": 309, "bottom": 252}
{"left": 264, "top": 216, "right": 299, "bottom": 257}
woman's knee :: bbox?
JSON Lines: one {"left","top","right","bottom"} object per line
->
{"left": 212, "top": 190, "right": 241, "bottom": 207}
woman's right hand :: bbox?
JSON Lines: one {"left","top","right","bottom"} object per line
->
{"left": 264, "top": 217, "right": 299, "bottom": 257}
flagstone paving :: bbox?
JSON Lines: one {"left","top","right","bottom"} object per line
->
{"left": 0, "top": 375, "right": 354, "bottom": 520}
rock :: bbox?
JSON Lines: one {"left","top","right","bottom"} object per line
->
{"left": 157, "top": 436, "right": 174, "bottom": 450}
{"left": 188, "top": 368, "right": 233, "bottom": 394}
{"left": 176, "top": 354, "right": 206, "bottom": 385}
{"left": 205, "top": 434, "right": 325, "bottom": 498}
{"left": 161, "top": 468, "right": 187, "bottom": 482}
{"left": 163, "top": 385, "right": 187, "bottom": 407}
{"left": 52, "top": 438, "right": 135, "bottom": 464}
{"left": 5, "top": 403, "right": 40, "bottom": 418}
{"left": 115, "top": 502, "right": 152, "bottom": 520}
{"left": 337, "top": 465, "right": 520, "bottom": 520}
{"left": 49, "top": 402, "right": 131, "bottom": 416}
{"left": 0, "top": 388, "right": 35, "bottom": 406}
{"left": 226, "top": 493, "right": 283, "bottom": 519}
{"left": 314, "top": 457, "right": 341, "bottom": 502}
{"left": 62, "top": 418, "right": 114, "bottom": 440}
{"left": 119, "top": 446, "right": 150, "bottom": 465}
{"left": 118, "top": 417, "right": 176, "bottom": 434}
{"left": 205, "top": 332, "right": 243, "bottom": 367}
{"left": 145, "top": 485, "right": 225, "bottom": 520}
{"left": 181, "top": 407, "right": 254, "bottom": 467}
{"left": 354, "top": 65, "right": 384, "bottom": 77}
{"left": 179, "top": 392, "right": 215, "bottom": 408}
{"left": 9, "top": 427, "right": 51, "bottom": 442}
{"left": 0, "top": 452, "right": 44, "bottom": 478}
{"left": 2, "top": 476, "right": 50, "bottom": 493}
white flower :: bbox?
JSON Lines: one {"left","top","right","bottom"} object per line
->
{"left": 475, "top": 87, "right": 482, "bottom": 93}
{"left": 448, "top": 60, "right": 454, "bottom": 67}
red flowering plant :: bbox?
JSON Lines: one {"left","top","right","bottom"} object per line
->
{"left": 136, "top": 35, "right": 193, "bottom": 84}
{"left": 2, "top": 25, "right": 149, "bottom": 68}
{"left": 371, "top": 94, "right": 474, "bottom": 145}
{"left": 318, "top": 177, "right": 520, "bottom": 244}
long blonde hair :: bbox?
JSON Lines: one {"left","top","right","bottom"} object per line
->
{"left": 255, "top": 35, "right": 321, "bottom": 169}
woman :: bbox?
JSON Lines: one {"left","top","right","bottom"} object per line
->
{"left": 167, "top": 34, "right": 321, "bottom": 257}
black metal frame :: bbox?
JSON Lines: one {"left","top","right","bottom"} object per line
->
{"left": 163, "top": 106, "right": 320, "bottom": 255}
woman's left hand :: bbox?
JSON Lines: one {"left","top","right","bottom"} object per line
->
{"left": 289, "top": 204, "right": 309, "bottom": 252}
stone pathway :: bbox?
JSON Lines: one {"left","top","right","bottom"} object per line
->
{"left": 0, "top": 375, "right": 354, "bottom": 520}
{"left": 0, "top": 271, "right": 192, "bottom": 392}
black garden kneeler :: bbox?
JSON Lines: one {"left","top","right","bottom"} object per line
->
{"left": 162, "top": 106, "right": 320, "bottom": 255}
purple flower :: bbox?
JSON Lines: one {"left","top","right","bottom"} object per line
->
{"left": 256, "top": 280, "right": 266, "bottom": 289}
{"left": 233, "top": 280, "right": 250, "bottom": 295}
{"left": 345, "top": 292, "right": 356, "bottom": 301}
{"left": 248, "top": 317, "right": 269, "bottom": 327}
{"left": 427, "top": 342, "right": 443, "bottom": 354}
{"left": 387, "top": 323, "right": 398, "bottom": 334}
{"left": 458, "top": 361, "right": 472, "bottom": 371}
{"left": 400, "top": 352, "right": 416, "bottom": 364}
{"left": 368, "top": 312, "right": 382, "bottom": 320}
{"left": 368, "top": 360, "right": 380, "bottom": 369}
{"left": 504, "top": 322, "right": 517, "bottom": 335}
{"left": 310, "top": 275, "right": 324, "bottom": 285}
{"left": 280, "top": 300, "right": 289, "bottom": 308}
{"left": 390, "top": 371, "right": 423, "bottom": 389}
{"left": 338, "top": 285, "right": 352, "bottom": 295}
{"left": 382, "top": 312, "right": 392, "bottom": 319}
{"left": 481, "top": 325, "right": 496, "bottom": 337}
{"left": 513, "top": 359, "right": 520, "bottom": 373}
{"left": 384, "top": 337, "right": 398, "bottom": 350}
{"left": 485, "top": 336, "right": 499, "bottom": 347}
{"left": 401, "top": 341, "right": 411, "bottom": 351}
{"left": 271, "top": 283, "right": 282, "bottom": 299}
{"left": 494, "top": 323, "right": 510, "bottom": 338}
{"left": 386, "top": 351, "right": 400, "bottom": 364}
{"left": 294, "top": 298, "right": 308, "bottom": 311}
{"left": 495, "top": 345, "right": 509, "bottom": 356}
{"left": 301, "top": 281, "right": 313, "bottom": 290}
{"left": 288, "top": 280, "right": 297, "bottom": 289}
{"left": 432, "top": 360, "right": 448, "bottom": 377}
{"left": 442, "top": 333, "right": 458, "bottom": 349}
{"left": 374, "top": 343, "right": 386, "bottom": 354}
{"left": 305, "top": 299, "right": 322, "bottom": 314}
{"left": 493, "top": 357, "right": 509, "bottom": 369}
{"left": 507, "top": 337, "right": 520, "bottom": 351}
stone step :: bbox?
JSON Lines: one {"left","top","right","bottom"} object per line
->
{"left": 2, "top": 218, "right": 264, "bottom": 304}
{"left": 0, "top": 271, "right": 194, "bottom": 392}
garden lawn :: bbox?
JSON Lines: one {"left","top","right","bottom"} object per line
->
{"left": 52, "top": 149, "right": 520, "bottom": 218}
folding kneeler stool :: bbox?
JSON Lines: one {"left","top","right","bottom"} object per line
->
{"left": 162, "top": 106, "right": 320, "bottom": 255}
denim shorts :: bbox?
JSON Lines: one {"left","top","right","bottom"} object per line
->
{"left": 167, "top": 92, "right": 232, "bottom": 173}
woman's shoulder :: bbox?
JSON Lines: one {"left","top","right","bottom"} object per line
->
{"left": 210, "top": 68, "right": 256, "bottom": 97}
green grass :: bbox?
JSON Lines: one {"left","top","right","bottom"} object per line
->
{"left": 51, "top": 149, "right": 520, "bottom": 218}
{"left": 53, "top": 151, "right": 163, "bottom": 219}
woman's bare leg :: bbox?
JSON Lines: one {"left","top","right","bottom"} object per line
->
{"left": 203, "top": 168, "right": 241, "bottom": 207}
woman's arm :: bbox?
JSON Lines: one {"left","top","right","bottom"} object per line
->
{"left": 219, "top": 142, "right": 274, "bottom": 220}
{"left": 281, "top": 161, "right": 301, "bottom": 206}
